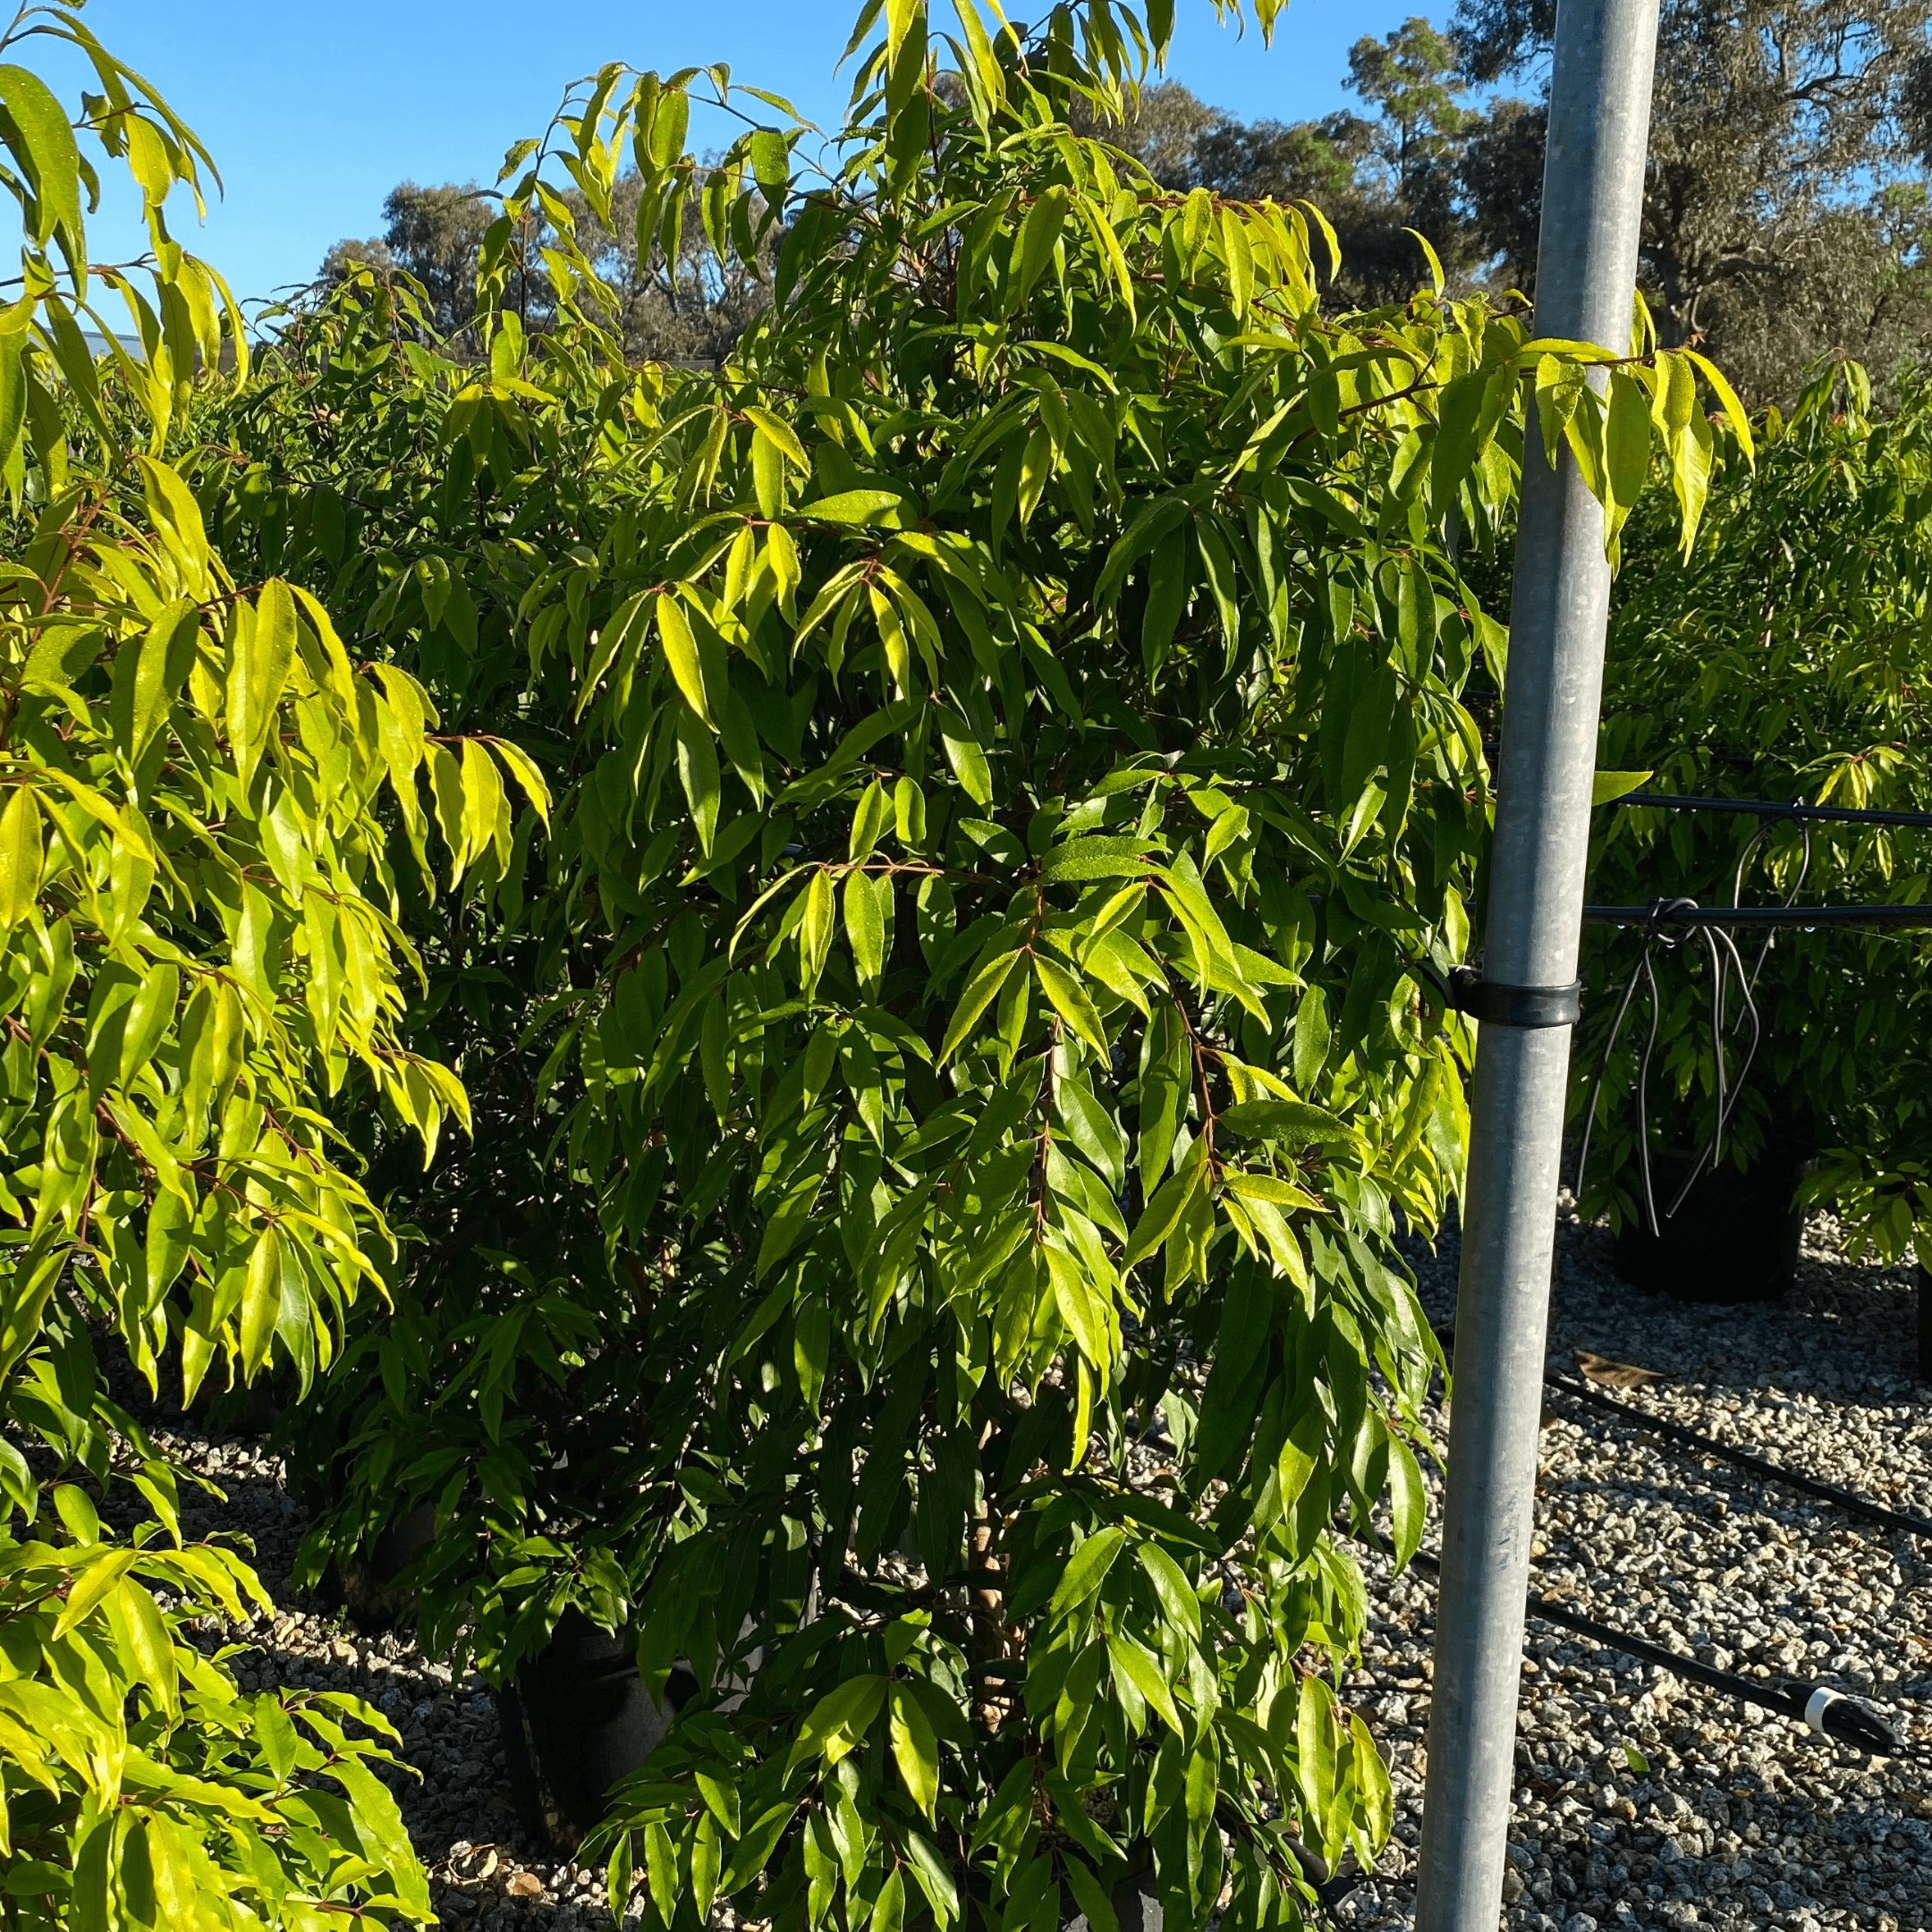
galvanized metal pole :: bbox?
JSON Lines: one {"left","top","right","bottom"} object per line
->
{"left": 1413, "top": 3, "right": 1660, "bottom": 1928}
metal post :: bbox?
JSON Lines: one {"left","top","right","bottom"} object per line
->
{"left": 1413, "top": 3, "right": 1660, "bottom": 1928}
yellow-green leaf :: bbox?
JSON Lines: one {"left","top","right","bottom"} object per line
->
{"left": 657, "top": 592, "right": 715, "bottom": 728}
{"left": 889, "top": 1683, "right": 939, "bottom": 1818}
{"left": 938, "top": 948, "right": 1021, "bottom": 1063}
{"left": 1591, "top": 768, "right": 1652, "bottom": 806}
{"left": 0, "top": 785, "right": 42, "bottom": 932}
{"left": 1033, "top": 953, "right": 1108, "bottom": 1056}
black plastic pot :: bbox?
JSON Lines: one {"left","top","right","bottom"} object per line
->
{"left": 1917, "top": 1265, "right": 1932, "bottom": 1382}
{"left": 1613, "top": 1138, "right": 1809, "bottom": 1304}
{"left": 335, "top": 1500, "right": 437, "bottom": 1631}
{"left": 497, "top": 1609, "right": 690, "bottom": 1854}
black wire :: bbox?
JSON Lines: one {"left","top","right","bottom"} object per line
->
{"left": 1584, "top": 903, "right": 1932, "bottom": 928}
{"left": 1573, "top": 899, "right": 1690, "bottom": 1235}
{"left": 1581, "top": 816, "right": 1802, "bottom": 1233}
{"left": 1546, "top": 1370, "right": 1932, "bottom": 1542}
{"left": 1368, "top": 1537, "right": 1906, "bottom": 1758}
{"left": 1617, "top": 792, "right": 1932, "bottom": 831}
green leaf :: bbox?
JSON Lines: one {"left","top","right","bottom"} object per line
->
{"left": 1591, "top": 768, "right": 1652, "bottom": 806}
{"left": 1606, "top": 369, "right": 1651, "bottom": 517}
{"left": 797, "top": 488, "right": 905, "bottom": 526}
{"left": 1063, "top": 1862, "right": 1119, "bottom": 1932}
{"left": 1122, "top": 1160, "right": 1202, "bottom": 1268}
{"left": 843, "top": 869, "right": 886, "bottom": 987}
{"left": 1032, "top": 953, "right": 1108, "bottom": 1056}
{"left": 1296, "top": 1672, "right": 1338, "bottom": 1837}
{"left": 225, "top": 580, "right": 296, "bottom": 793}
{"left": 1386, "top": 1434, "right": 1426, "bottom": 1569}
{"left": 1016, "top": 185, "right": 1069, "bottom": 302}
{"left": 695, "top": 1771, "right": 741, "bottom": 1838}
{"left": 1219, "top": 1098, "right": 1346, "bottom": 1145}
{"left": 746, "top": 403, "right": 807, "bottom": 469}
{"left": 1683, "top": 349, "right": 1755, "bottom": 464}
{"left": 940, "top": 724, "right": 993, "bottom": 808}
{"left": 788, "top": 1674, "right": 887, "bottom": 1771}
{"left": 0, "top": 65, "right": 82, "bottom": 263}
{"left": 1134, "top": 1543, "right": 1200, "bottom": 1637}
{"left": 239, "top": 1223, "right": 281, "bottom": 1379}
{"left": 0, "top": 784, "right": 42, "bottom": 933}
{"left": 1106, "top": 1631, "right": 1182, "bottom": 1733}
{"left": 938, "top": 948, "right": 1021, "bottom": 1063}
{"left": 692, "top": 1812, "right": 720, "bottom": 1919}
{"left": 1049, "top": 1524, "right": 1125, "bottom": 1619}
{"left": 52, "top": 1550, "right": 137, "bottom": 1638}
{"left": 1293, "top": 986, "right": 1331, "bottom": 1092}
{"left": 747, "top": 131, "right": 790, "bottom": 205}
{"left": 873, "top": 1868, "right": 905, "bottom": 1932}
{"left": 658, "top": 592, "right": 716, "bottom": 729}
{"left": 888, "top": 1683, "right": 940, "bottom": 1818}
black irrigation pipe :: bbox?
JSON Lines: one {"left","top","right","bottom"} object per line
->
{"left": 1614, "top": 792, "right": 1932, "bottom": 832}
{"left": 1544, "top": 1370, "right": 1932, "bottom": 1545}
{"left": 1582, "top": 902, "right": 1932, "bottom": 929}
{"left": 1393, "top": 1544, "right": 1904, "bottom": 1758}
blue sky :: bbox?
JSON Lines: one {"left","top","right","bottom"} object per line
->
{"left": 66, "top": 0, "right": 1430, "bottom": 312}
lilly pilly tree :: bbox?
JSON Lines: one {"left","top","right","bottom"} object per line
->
{"left": 170, "top": 0, "right": 1735, "bottom": 1922}
{"left": 453, "top": 1, "right": 1744, "bottom": 1922}
{"left": 0, "top": 4, "right": 542, "bottom": 1922}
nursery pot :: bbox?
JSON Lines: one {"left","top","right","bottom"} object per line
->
{"left": 497, "top": 1609, "right": 686, "bottom": 1854}
{"left": 1613, "top": 1137, "right": 1809, "bottom": 1305}
{"left": 1918, "top": 1265, "right": 1932, "bottom": 1383}
{"left": 335, "top": 1500, "right": 437, "bottom": 1631}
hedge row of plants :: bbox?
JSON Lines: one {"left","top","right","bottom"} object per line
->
{"left": 2, "top": 1, "right": 1737, "bottom": 1928}
{"left": 1580, "top": 360, "right": 1932, "bottom": 1267}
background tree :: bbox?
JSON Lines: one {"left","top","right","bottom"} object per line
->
{"left": 1454, "top": 0, "right": 1932, "bottom": 400}
{"left": 322, "top": 172, "right": 772, "bottom": 362}
{"left": 1092, "top": 21, "right": 1487, "bottom": 309}
{"left": 325, "top": 180, "right": 497, "bottom": 337}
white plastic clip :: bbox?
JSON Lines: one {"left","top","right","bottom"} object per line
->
{"left": 1803, "top": 1686, "right": 1842, "bottom": 1736}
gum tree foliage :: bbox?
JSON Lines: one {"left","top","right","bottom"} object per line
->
{"left": 1582, "top": 358, "right": 1932, "bottom": 1258}
{"left": 185, "top": 2, "right": 1724, "bottom": 1927}
{"left": 1453, "top": 0, "right": 1932, "bottom": 402}
{"left": 0, "top": 5, "right": 545, "bottom": 1923}
{"left": 321, "top": 173, "right": 773, "bottom": 365}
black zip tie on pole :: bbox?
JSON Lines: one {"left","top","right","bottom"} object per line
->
{"left": 1613, "top": 792, "right": 1932, "bottom": 832}
{"left": 1385, "top": 1541, "right": 1903, "bottom": 1758}
{"left": 1444, "top": 964, "right": 1584, "bottom": 1029}
{"left": 1404, "top": 955, "right": 1584, "bottom": 1030}
{"left": 1545, "top": 1370, "right": 1932, "bottom": 1542}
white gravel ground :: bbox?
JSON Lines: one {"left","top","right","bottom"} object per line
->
{"left": 147, "top": 1207, "right": 1932, "bottom": 1932}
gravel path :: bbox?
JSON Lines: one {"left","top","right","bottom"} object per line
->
{"left": 148, "top": 1208, "right": 1932, "bottom": 1932}
{"left": 1340, "top": 1210, "right": 1932, "bottom": 1932}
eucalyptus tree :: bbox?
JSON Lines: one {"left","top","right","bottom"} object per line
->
{"left": 1454, "top": 0, "right": 1932, "bottom": 398}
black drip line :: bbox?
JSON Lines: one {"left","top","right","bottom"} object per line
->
{"left": 1389, "top": 1542, "right": 1903, "bottom": 1758}
{"left": 1545, "top": 1368, "right": 1932, "bottom": 1545}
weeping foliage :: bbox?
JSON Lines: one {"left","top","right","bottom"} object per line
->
{"left": 0, "top": 6, "right": 544, "bottom": 1925}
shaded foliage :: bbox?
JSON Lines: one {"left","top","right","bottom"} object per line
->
{"left": 1582, "top": 360, "right": 1932, "bottom": 1253}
